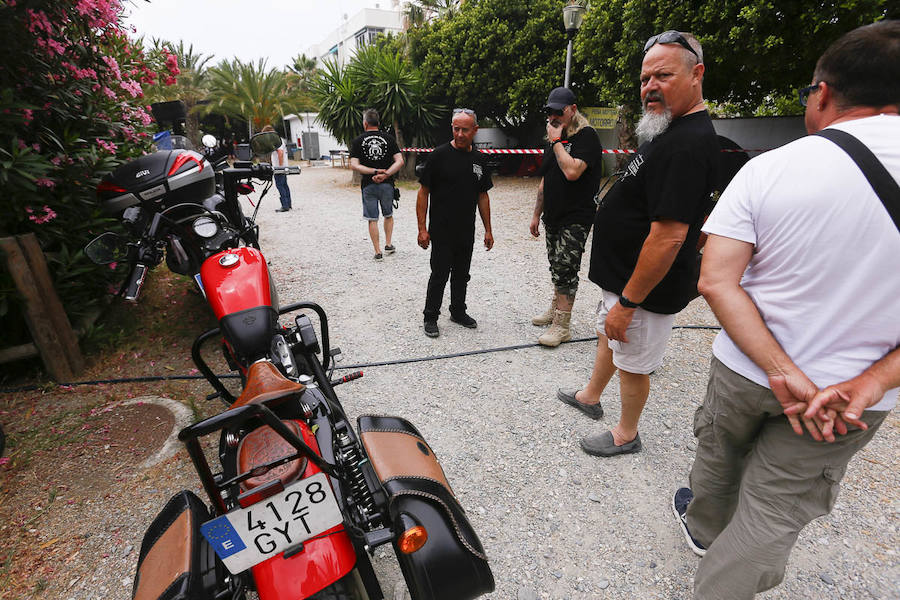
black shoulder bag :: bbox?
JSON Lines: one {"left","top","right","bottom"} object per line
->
{"left": 815, "top": 128, "right": 900, "bottom": 234}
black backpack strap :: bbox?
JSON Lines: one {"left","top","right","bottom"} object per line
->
{"left": 815, "top": 128, "right": 900, "bottom": 233}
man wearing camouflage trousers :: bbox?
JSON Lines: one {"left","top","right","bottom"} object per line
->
{"left": 530, "top": 87, "right": 603, "bottom": 347}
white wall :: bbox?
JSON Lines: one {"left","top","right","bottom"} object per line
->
{"left": 307, "top": 8, "right": 403, "bottom": 66}
{"left": 285, "top": 113, "right": 345, "bottom": 159}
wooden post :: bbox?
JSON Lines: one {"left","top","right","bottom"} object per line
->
{"left": 0, "top": 233, "right": 84, "bottom": 380}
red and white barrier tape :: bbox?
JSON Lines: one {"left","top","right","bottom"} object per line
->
{"left": 400, "top": 147, "right": 769, "bottom": 154}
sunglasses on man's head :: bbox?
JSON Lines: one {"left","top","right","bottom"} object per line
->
{"left": 644, "top": 30, "right": 699, "bottom": 61}
{"left": 544, "top": 108, "right": 564, "bottom": 117}
{"left": 453, "top": 108, "right": 476, "bottom": 116}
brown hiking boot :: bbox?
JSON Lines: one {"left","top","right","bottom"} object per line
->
{"left": 538, "top": 310, "right": 572, "bottom": 347}
{"left": 532, "top": 295, "right": 558, "bottom": 326}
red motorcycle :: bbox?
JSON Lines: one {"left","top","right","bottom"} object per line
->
{"left": 86, "top": 132, "right": 494, "bottom": 600}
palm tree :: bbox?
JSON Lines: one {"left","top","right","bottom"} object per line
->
{"left": 402, "top": 0, "right": 460, "bottom": 29}
{"left": 205, "top": 58, "right": 311, "bottom": 135}
{"left": 142, "top": 39, "right": 214, "bottom": 146}
{"left": 311, "top": 46, "right": 442, "bottom": 178}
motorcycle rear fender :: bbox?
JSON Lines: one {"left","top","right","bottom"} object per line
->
{"left": 243, "top": 418, "right": 359, "bottom": 600}
{"left": 132, "top": 490, "right": 218, "bottom": 600}
{"left": 358, "top": 415, "right": 495, "bottom": 600}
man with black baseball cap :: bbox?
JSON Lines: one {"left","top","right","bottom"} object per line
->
{"left": 530, "top": 86, "right": 603, "bottom": 347}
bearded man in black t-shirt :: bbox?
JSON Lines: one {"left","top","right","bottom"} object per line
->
{"left": 530, "top": 86, "right": 603, "bottom": 348}
{"left": 416, "top": 109, "right": 494, "bottom": 338}
{"left": 556, "top": 31, "right": 719, "bottom": 458}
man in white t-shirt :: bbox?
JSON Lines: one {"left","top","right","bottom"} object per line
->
{"left": 670, "top": 21, "right": 900, "bottom": 599}
{"left": 262, "top": 125, "right": 292, "bottom": 212}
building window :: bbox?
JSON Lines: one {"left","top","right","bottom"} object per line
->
{"left": 368, "top": 28, "right": 384, "bottom": 44}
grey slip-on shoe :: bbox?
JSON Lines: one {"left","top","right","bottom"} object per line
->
{"left": 556, "top": 388, "right": 604, "bottom": 420}
{"left": 580, "top": 430, "right": 641, "bottom": 457}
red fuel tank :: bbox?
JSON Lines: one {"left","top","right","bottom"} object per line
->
{"left": 200, "top": 247, "right": 278, "bottom": 319}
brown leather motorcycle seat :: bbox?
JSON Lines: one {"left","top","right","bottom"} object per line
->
{"left": 231, "top": 360, "right": 304, "bottom": 409}
{"left": 237, "top": 419, "right": 308, "bottom": 491}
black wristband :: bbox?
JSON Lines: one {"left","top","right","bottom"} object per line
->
{"left": 619, "top": 294, "right": 640, "bottom": 309}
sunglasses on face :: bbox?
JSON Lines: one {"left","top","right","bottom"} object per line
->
{"left": 797, "top": 82, "right": 821, "bottom": 107}
{"left": 544, "top": 108, "right": 565, "bottom": 117}
{"left": 644, "top": 30, "right": 699, "bottom": 61}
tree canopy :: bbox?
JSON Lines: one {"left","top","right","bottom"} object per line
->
{"left": 574, "top": 0, "right": 894, "bottom": 116}
{"left": 403, "top": 0, "right": 893, "bottom": 141}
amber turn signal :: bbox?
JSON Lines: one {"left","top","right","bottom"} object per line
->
{"left": 397, "top": 526, "right": 428, "bottom": 554}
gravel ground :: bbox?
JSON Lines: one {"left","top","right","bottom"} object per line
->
{"left": 29, "top": 164, "right": 899, "bottom": 599}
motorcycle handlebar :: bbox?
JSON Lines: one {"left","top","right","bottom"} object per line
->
{"left": 123, "top": 262, "right": 149, "bottom": 302}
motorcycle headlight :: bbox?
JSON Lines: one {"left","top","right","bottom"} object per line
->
{"left": 192, "top": 216, "right": 219, "bottom": 238}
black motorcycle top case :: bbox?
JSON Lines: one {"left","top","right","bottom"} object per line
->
{"left": 358, "top": 415, "right": 495, "bottom": 600}
{"left": 99, "top": 150, "right": 215, "bottom": 215}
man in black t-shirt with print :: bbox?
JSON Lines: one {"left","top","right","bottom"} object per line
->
{"left": 416, "top": 109, "right": 494, "bottom": 338}
{"left": 530, "top": 86, "right": 603, "bottom": 348}
{"left": 349, "top": 109, "right": 404, "bottom": 260}
{"left": 556, "top": 31, "right": 719, "bottom": 457}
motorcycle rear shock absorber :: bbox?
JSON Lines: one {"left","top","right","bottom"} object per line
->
{"left": 336, "top": 431, "right": 380, "bottom": 528}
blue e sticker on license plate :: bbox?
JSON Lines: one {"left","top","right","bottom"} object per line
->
{"left": 200, "top": 472, "right": 343, "bottom": 574}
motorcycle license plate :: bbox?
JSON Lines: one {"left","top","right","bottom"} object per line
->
{"left": 200, "top": 472, "right": 343, "bottom": 574}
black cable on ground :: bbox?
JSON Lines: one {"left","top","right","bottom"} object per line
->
{"left": 0, "top": 325, "right": 720, "bottom": 394}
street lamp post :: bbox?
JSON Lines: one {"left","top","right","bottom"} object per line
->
{"left": 562, "top": 2, "right": 588, "bottom": 88}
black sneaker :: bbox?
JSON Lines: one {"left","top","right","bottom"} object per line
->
{"left": 384, "top": 244, "right": 396, "bottom": 255}
{"left": 424, "top": 319, "right": 439, "bottom": 338}
{"left": 275, "top": 207, "right": 291, "bottom": 213}
{"left": 374, "top": 253, "right": 383, "bottom": 261}
{"left": 449, "top": 312, "right": 477, "bottom": 328}
{"left": 672, "top": 487, "right": 707, "bottom": 557}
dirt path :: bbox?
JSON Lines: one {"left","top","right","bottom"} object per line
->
{"left": 0, "top": 163, "right": 896, "bottom": 599}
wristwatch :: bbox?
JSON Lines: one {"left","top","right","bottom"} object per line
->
{"left": 618, "top": 294, "right": 640, "bottom": 309}
{"left": 550, "top": 139, "right": 562, "bottom": 147}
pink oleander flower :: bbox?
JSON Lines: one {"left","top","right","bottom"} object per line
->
{"left": 50, "top": 156, "right": 62, "bottom": 166}
{"left": 164, "top": 75, "right": 176, "bottom": 86}
{"left": 46, "top": 38, "right": 66, "bottom": 55}
{"left": 35, "top": 178, "right": 54, "bottom": 189}
{"left": 119, "top": 79, "right": 142, "bottom": 98}
{"left": 32, "top": 143, "right": 41, "bottom": 152}
{"left": 109, "top": 261, "right": 118, "bottom": 270}
{"left": 96, "top": 138, "right": 117, "bottom": 153}
{"left": 23, "top": 109, "right": 33, "bottom": 124}
{"left": 27, "top": 204, "right": 57, "bottom": 224}
{"left": 101, "top": 86, "right": 116, "bottom": 100}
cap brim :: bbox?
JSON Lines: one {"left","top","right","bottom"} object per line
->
{"left": 544, "top": 102, "right": 567, "bottom": 110}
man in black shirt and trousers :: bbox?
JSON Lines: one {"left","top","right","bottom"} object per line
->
{"left": 557, "top": 31, "right": 719, "bottom": 457}
{"left": 416, "top": 108, "right": 494, "bottom": 338}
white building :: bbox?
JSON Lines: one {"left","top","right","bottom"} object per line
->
{"left": 306, "top": 4, "right": 404, "bottom": 67}
{"left": 284, "top": 113, "right": 345, "bottom": 160}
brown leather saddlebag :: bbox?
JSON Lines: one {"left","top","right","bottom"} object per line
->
{"left": 358, "top": 415, "right": 494, "bottom": 600}
{"left": 132, "top": 491, "right": 217, "bottom": 600}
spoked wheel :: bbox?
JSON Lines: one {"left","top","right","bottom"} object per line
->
{"left": 308, "top": 568, "right": 370, "bottom": 600}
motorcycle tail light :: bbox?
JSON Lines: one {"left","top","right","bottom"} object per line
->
{"left": 397, "top": 525, "right": 428, "bottom": 554}
{"left": 237, "top": 478, "right": 285, "bottom": 509}
{"left": 97, "top": 180, "right": 127, "bottom": 195}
